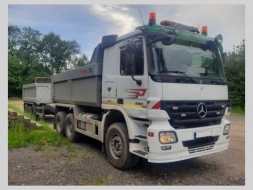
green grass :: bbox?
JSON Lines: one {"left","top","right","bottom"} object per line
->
{"left": 8, "top": 104, "right": 70, "bottom": 149}
{"left": 231, "top": 106, "right": 245, "bottom": 116}
{"left": 8, "top": 103, "right": 36, "bottom": 121}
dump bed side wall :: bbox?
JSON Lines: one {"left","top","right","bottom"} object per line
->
{"left": 51, "top": 63, "right": 102, "bottom": 107}
{"left": 22, "top": 82, "right": 52, "bottom": 105}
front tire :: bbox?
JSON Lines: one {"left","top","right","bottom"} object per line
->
{"left": 55, "top": 111, "right": 66, "bottom": 136}
{"left": 105, "top": 122, "right": 139, "bottom": 170}
{"left": 65, "top": 113, "right": 81, "bottom": 142}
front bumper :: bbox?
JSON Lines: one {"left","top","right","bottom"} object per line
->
{"left": 146, "top": 118, "right": 230, "bottom": 163}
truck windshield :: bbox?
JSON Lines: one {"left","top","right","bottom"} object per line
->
{"left": 150, "top": 43, "right": 225, "bottom": 79}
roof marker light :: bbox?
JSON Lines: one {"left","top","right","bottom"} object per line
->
{"left": 149, "top": 12, "right": 156, "bottom": 26}
{"left": 202, "top": 26, "right": 208, "bottom": 36}
{"left": 160, "top": 20, "right": 175, "bottom": 26}
{"left": 191, "top": 26, "right": 199, "bottom": 33}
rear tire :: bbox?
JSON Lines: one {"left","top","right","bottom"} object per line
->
{"left": 65, "top": 113, "right": 81, "bottom": 142}
{"left": 105, "top": 122, "right": 139, "bottom": 170}
{"left": 55, "top": 111, "right": 67, "bottom": 136}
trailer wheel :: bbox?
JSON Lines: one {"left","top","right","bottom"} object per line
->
{"left": 24, "top": 104, "right": 28, "bottom": 112}
{"left": 105, "top": 122, "right": 139, "bottom": 170}
{"left": 55, "top": 111, "right": 67, "bottom": 136}
{"left": 28, "top": 105, "right": 33, "bottom": 114}
{"left": 65, "top": 113, "right": 81, "bottom": 142}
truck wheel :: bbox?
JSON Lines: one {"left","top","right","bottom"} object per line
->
{"left": 55, "top": 111, "right": 66, "bottom": 136}
{"left": 105, "top": 122, "right": 139, "bottom": 170}
{"left": 65, "top": 113, "right": 81, "bottom": 142}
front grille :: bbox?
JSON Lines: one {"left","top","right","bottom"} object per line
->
{"left": 161, "top": 100, "right": 229, "bottom": 129}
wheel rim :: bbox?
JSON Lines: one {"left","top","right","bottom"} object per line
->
{"left": 66, "top": 120, "right": 73, "bottom": 136}
{"left": 109, "top": 133, "right": 123, "bottom": 159}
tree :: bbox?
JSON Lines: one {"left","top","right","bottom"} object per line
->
{"left": 40, "top": 32, "right": 80, "bottom": 74}
{"left": 67, "top": 53, "right": 90, "bottom": 70}
{"left": 25, "top": 63, "right": 51, "bottom": 84}
{"left": 8, "top": 25, "right": 90, "bottom": 97}
{"left": 8, "top": 25, "right": 22, "bottom": 56}
{"left": 8, "top": 26, "right": 50, "bottom": 97}
{"left": 18, "top": 27, "right": 42, "bottom": 64}
{"left": 223, "top": 40, "right": 245, "bottom": 108}
{"left": 8, "top": 54, "right": 24, "bottom": 97}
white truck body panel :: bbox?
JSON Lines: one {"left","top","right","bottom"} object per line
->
{"left": 162, "top": 83, "right": 228, "bottom": 100}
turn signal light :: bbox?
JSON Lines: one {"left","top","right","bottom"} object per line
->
{"left": 148, "top": 132, "right": 154, "bottom": 137}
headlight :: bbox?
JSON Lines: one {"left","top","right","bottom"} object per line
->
{"left": 159, "top": 131, "right": 177, "bottom": 144}
{"left": 223, "top": 124, "right": 230, "bottom": 135}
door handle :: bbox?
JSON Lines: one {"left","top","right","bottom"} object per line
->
{"left": 117, "top": 99, "right": 124, "bottom": 104}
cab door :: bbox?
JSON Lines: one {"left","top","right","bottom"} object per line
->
{"left": 116, "top": 36, "right": 148, "bottom": 110}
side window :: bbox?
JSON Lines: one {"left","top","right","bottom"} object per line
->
{"left": 120, "top": 40, "right": 144, "bottom": 76}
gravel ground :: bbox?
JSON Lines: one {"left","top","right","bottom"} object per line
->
{"left": 8, "top": 136, "right": 245, "bottom": 186}
{"left": 8, "top": 101, "right": 246, "bottom": 186}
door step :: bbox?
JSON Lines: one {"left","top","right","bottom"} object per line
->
{"left": 132, "top": 150, "right": 148, "bottom": 158}
{"left": 134, "top": 135, "right": 148, "bottom": 142}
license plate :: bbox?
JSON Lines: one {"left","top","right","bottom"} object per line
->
{"left": 194, "top": 130, "right": 212, "bottom": 139}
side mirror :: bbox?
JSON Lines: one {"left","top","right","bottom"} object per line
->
{"left": 119, "top": 38, "right": 142, "bottom": 86}
{"left": 126, "top": 52, "right": 142, "bottom": 86}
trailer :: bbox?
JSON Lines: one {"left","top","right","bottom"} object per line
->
{"left": 23, "top": 77, "right": 55, "bottom": 120}
{"left": 23, "top": 12, "right": 231, "bottom": 169}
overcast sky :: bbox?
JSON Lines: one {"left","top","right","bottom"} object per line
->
{"left": 8, "top": 4, "right": 245, "bottom": 60}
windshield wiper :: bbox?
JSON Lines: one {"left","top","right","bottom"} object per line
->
{"left": 167, "top": 71, "right": 197, "bottom": 84}
{"left": 205, "top": 72, "right": 226, "bottom": 84}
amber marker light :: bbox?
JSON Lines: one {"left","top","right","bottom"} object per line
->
{"left": 202, "top": 26, "right": 208, "bottom": 35}
{"left": 191, "top": 26, "right": 199, "bottom": 32}
{"left": 149, "top": 12, "right": 156, "bottom": 26}
{"left": 160, "top": 20, "right": 175, "bottom": 26}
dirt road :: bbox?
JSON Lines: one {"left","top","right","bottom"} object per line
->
{"left": 8, "top": 101, "right": 245, "bottom": 185}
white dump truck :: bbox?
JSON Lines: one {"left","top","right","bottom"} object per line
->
{"left": 23, "top": 12, "right": 231, "bottom": 169}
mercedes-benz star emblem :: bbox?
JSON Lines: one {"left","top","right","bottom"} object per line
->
{"left": 197, "top": 103, "right": 207, "bottom": 118}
